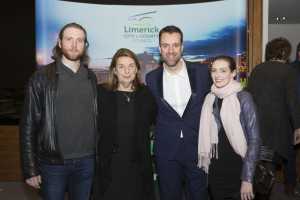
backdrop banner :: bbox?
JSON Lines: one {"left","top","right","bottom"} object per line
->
{"left": 36, "top": 0, "right": 247, "bottom": 84}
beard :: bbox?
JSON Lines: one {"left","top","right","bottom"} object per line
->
{"left": 61, "top": 47, "right": 85, "bottom": 62}
{"left": 161, "top": 53, "right": 182, "bottom": 67}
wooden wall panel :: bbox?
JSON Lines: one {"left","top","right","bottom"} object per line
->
{"left": 0, "top": 126, "right": 22, "bottom": 181}
{"left": 248, "top": 0, "right": 263, "bottom": 72}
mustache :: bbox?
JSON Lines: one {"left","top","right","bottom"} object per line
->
{"left": 166, "top": 53, "right": 177, "bottom": 56}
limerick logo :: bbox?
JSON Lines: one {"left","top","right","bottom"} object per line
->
{"left": 123, "top": 11, "right": 159, "bottom": 43}
{"left": 128, "top": 11, "right": 156, "bottom": 23}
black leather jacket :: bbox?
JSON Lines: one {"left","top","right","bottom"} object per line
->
{"left": 20, "top": 62, "right": 98, "bottom": 179}
{"left": 212, "top": 90, "right": 261, "bottom": 183}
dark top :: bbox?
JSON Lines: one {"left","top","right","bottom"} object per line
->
{"left": 247, "top": 61, "right": 300, "bottom": 159}
{"left": 115, "top": 91, "right": 135, "bottom": 160}
{"left": 94, "top": 84, "right": 157, "bottom": 200}
{"left": 208, "top": 98, "right": 244, "bottom": 199}
{"left": 209, "top": 98, "right": 243, "bottom": 187}
{"left": 55, "top": 62, "right": 95, "bottom": 159}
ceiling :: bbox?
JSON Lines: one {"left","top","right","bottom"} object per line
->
{"left": 269, "top": 0, "right": 300, "bottom": 24}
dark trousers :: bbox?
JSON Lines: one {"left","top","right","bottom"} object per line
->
{"left": 40, "top": 155, "right": 94, "bottom": 200}
{"left": 283, "top": 145, "right": 297, "bottom": 186}
{"left": 156, "top": 158, "right": 207, "bottom": 200}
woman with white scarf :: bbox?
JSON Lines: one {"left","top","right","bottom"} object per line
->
{"left": 198, "top": 56, "right": 260, "bottom": 200}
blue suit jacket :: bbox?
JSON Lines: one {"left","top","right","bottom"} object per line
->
{"left": 146, "top": 61, "right": 211, "bottom": 161}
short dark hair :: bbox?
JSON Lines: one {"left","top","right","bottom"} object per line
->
{"left": 159, "top": 25, "right": 183, "bottom": 45}
{"left": 296, "top": 42, "right": 300, "bottom": 60}
{"left": 265, "top": 37, "right": 291, "bottom": 61}
{"left": 104, "top": 48, "right": 142, "bottom": 91}
{"left": 52, "top": 22, "right": 90, "bottom": 66}
{"left": 210, "top": 55, "right": 236, "bottom": 72}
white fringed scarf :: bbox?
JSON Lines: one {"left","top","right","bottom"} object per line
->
{"left": 197, "top": 80, "right": 247, "bottom": 173}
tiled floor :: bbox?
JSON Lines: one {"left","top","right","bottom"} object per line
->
{"left": 0, "top": 182, "right": 40, "bottom": 200}
{"left": 269, "top": 182, "right": 300, "bottom": 200}
{"left": 1, "top": 181, "right": 300, "bottom": 200}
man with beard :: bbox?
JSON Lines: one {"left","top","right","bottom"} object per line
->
{"left": 20, "top": 23, "right": 98, "bottom": 200}
{"left": 146, "top": 25, "right": 211, "bottom": 200}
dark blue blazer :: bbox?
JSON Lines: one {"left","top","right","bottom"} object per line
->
{"left": 146, "top": 61, "right": 211, "bottom": 161}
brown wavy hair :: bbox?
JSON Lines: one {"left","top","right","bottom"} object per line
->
{"left": 104, "top": 48, "right": 142, "bottom": 91}
{"left": 51, "top": 22, "right": 90, "bottom": 66}
{"left": 265, "top": 37, "right": 291, "bottom": 62}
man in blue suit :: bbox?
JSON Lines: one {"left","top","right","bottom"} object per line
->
{"left": 146, "top": 25, "right": 211, "bottom": 200}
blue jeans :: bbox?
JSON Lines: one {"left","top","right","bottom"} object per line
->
{"left": 40, "top": 155, "right": 95, "bottom": 200}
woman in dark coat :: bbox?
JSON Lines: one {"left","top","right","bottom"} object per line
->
{"left": 94, "top": 48, "right": 157, "bottom": 200}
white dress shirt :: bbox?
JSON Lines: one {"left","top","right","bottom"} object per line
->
{"left": 163, "top": 60, "right": 192, "bottom": 137}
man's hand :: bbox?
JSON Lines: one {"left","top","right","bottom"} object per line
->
{"left": 241, "top": 181, "right": 254, "bottom": 200}
{"left": 25, "top": 175, "right": 41, "bottom": 189}
{"left": 294, "top": 128, "right": 300, "bottom": 145}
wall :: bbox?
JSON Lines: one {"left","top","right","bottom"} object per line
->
{"left": 268, "top": 24, "right": 300, "bottom": 61}
{"left": 0, "top": 126, "right": 21, "bottom": 181}
{"left": 1, "top": 1, "right": 35, "bottom": 89}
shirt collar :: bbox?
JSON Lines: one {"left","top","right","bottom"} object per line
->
{"left": 163, "top": 59, "right": 188, "bottom": 78}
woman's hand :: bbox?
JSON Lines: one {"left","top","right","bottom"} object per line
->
{"left": 241, "top": 181, "right": 254, "bottom": 200}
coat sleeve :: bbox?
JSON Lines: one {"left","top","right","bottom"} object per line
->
{"left": 239, "top": 91, "right": 261, "bottom": 183}
{"left": 19, "top": 74, "right": 42, "bottom": 180}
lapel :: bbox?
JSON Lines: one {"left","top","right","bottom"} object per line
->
{"left": 186, "top": 62, "right": 196, "bottom": 94}
{"left": 156, "top": 67, "right": 164, "bottom": 99}
{"left": 182, "top": 62, "right": 197, "bottom": 117}
{"left": 155, "top": 66, "right": 179, "bottom": 116}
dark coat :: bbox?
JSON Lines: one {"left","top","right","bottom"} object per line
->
{"left": 246, "top": 61, "right": 300, "bottom": 159}
{"left": 94, "top": 84, "right": 157, "bottom": 199}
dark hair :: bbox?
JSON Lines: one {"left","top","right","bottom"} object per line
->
{"left": 296, "top": 42, "right": 300, "bottom": 60}
{"left": 265, "top": 37, "right": 291, "bottom": 61}
{"left": 159, "top": 25, "right": 183, "bottom": 45}
{"left": 210, "top": 55, "right": 236, "bottom": 72}
{"left": 105, "top": 48, "right": 142, "bottom": 91}
{"left": 52, "top": 22, "right": 90, "bottom": 66}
